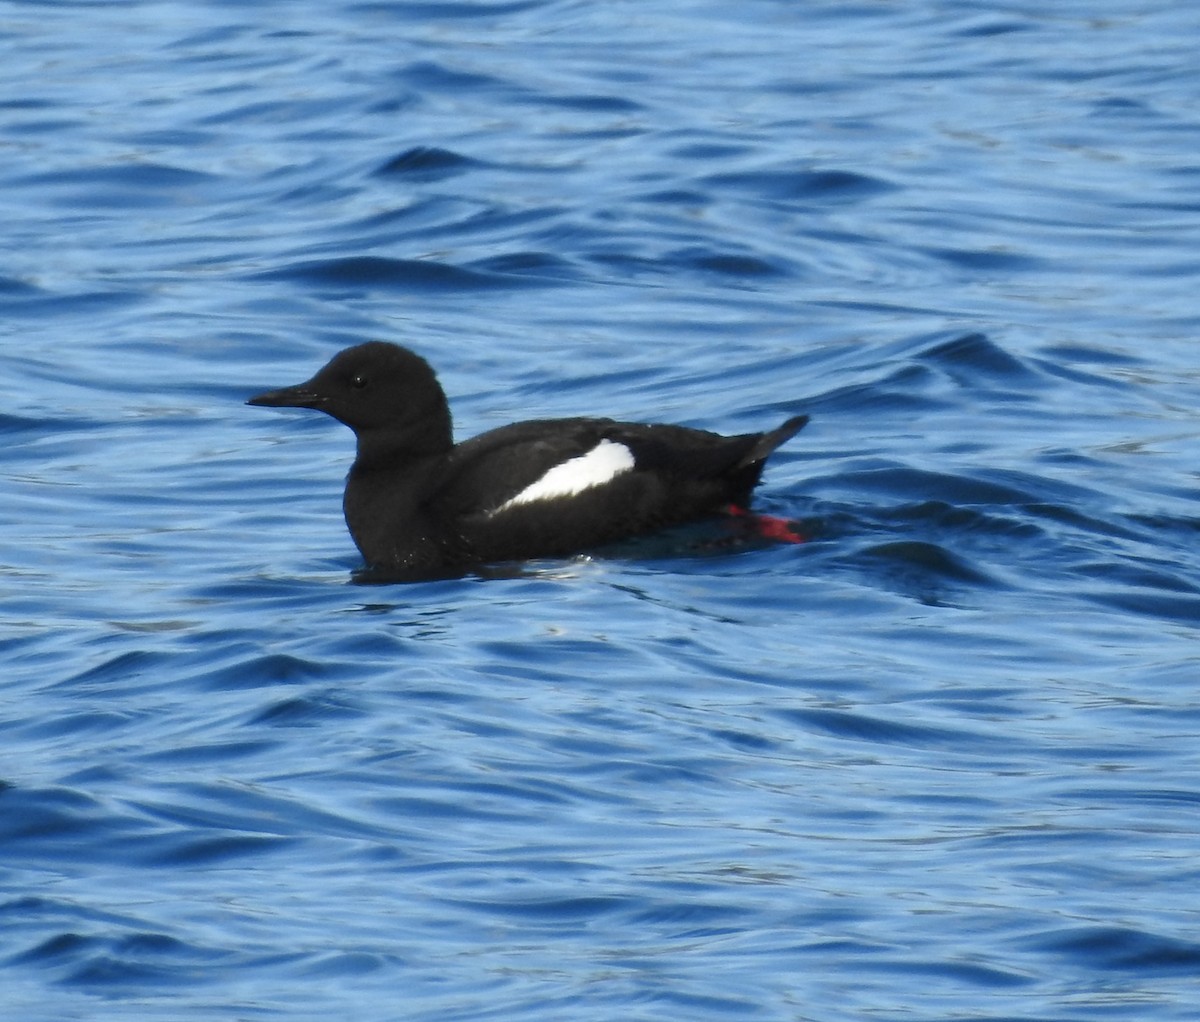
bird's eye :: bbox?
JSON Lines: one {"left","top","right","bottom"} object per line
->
{"left": 351, "top": 374, "right": 368, "bottom": 390}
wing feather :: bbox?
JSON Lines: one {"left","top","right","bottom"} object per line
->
{"left": 428, "top": 418, "right": 617, "bottom": 516}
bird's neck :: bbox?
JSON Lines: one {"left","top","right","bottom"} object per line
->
{"left": 351, "top": 418, "right": 452, "bottom": 473}
{"left": 343, "top": 421, "right": 454, "bottom": 569}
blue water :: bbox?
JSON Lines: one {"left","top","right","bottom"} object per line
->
{"left": 3, "top": 2, "right": 1200, "bottom": 1019}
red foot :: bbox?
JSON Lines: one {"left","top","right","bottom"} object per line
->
{"left": 725, "top": 505, "right": 806, "bottom": 544}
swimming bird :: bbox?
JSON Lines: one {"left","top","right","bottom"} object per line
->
{"left": 247, "top": 341, "right": 807, "bottom": 579}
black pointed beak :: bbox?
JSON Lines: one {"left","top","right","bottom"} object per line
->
{"left": 246, "top": 381, "right": 326, "bottom": 409}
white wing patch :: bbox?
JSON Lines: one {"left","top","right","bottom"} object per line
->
{"left": 491, "top": 439, "right": 635, "bottom": 514}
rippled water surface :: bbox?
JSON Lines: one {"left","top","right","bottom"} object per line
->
{"left": 3, "top": 2, "right": 1200, "bottom": 1020}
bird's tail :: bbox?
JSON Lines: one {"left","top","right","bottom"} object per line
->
{"left": 738, "top": 414, "right": 808, "bottom": 467}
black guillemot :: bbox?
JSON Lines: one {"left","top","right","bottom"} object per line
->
{"left": 248, "top": 341, "right": 807, "bottom": 579}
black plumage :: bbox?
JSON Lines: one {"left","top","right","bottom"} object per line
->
{"left": 248, "top": 341, "right": 807, "bottom": 578}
